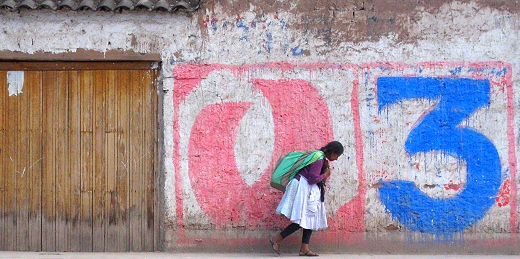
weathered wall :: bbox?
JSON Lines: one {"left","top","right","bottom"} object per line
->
{"left": 2, "top": 0, "right": 520, "bottom": 254}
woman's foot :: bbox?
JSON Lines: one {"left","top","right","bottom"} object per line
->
{"left": 269, "top": 239, "right": 281, "bottom": 255}
{"left": 299, "top": 250, "right": 319, "bottom": 256}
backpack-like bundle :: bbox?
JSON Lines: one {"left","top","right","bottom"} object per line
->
{"left": 270, "top": 150, "right": 325, "bottom": 192}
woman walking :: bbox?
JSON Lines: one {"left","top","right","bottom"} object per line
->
{"left": 269, "top": 141, "right": 344, "bottom": 256}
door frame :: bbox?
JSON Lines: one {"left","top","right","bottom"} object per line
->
{"left": 0, "top": 52, "right": 165, "bottom": 252}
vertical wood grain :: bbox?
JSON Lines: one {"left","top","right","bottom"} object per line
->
{"left": 104, "top": 69, "right": 118, "bottom": 252}
{"left": 55, "top": 71, "right": 69, "bottom": 252}
{"left": 80, "top": 70, "right": 94, "bottom": 251}
{"left": 41, "top": 71, "right": 57, "bottom": 251}
{"left": 116, "top": 70, "right": 130, "bottom": 251}
{"left": 4, "top": 72, "right": 17, "bottom": 251}
{"left": 129, "top": 69, "right": 144, "bottom": 251}
{"left": 27, "top": 71, "right": 43, "bottom": 251}
{"left": 29, "top": 79, "right": 39, "bottom": 251}
{"left": 144, "top": 70, "right": 157, "bottom": 251}
{"left": 16, "top": 71, "right": 31, "bottom": 251}
{"left": 0, "top": 71, "right": 7, "bottom": 250}
{"left": 92, "top": 70, "right": 106, "bottom": 252}
{"left": 0, "top": 63, "right": 158, "bottom": 252}
{"left": 67, "top": 70, "right": 82, "bottom": 252}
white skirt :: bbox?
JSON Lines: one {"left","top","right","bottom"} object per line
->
{"left": 276, "top": 176, "right": 328, "bottom": 230}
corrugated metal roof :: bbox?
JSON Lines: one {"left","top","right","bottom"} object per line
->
{"left": 0, "top": 0, "right": 200, "bottom": 12}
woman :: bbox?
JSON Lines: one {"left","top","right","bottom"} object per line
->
{"left": 269, "top": 141, "right": 344, "bottom": 256}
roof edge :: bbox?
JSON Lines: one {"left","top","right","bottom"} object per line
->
{"left": 0, "top": 0, "right": 200, "bottom": 12}
{"left": 0, "top": 49, "right": 161, "bottom": 61}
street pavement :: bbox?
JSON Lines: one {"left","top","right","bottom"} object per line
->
{"left": 0, "top": 252, "right": 519, "bottom": 259}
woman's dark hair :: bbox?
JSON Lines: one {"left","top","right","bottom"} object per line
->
{"left": 320, "top": 141, "right": 344, "bottom": 155}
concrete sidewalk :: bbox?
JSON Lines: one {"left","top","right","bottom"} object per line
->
{"left": 0, "top": 253, "right": 519, "bottom": 259}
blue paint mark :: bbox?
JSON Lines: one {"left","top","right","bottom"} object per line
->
{"left": 222, "top": 22, "right": 227, "bottom": 28}
{"left": 379, "top": 66, "right": 391, "bottom": 72}
{"left": 503, "top": 168, "right": 511, "bottom": 179}
{"left": 292, "top": 47, "right": 304, "bottom": 56}
{"left": 239, "top": 36, "right": 248, "bottom": 41}
{"left": 283, "top": 43, "right": 289, "bottom": 54}
{"left": 366, "top": 89, "right": 375, "bottom": 102}
{"left": 448, "top": 67, "right": 463, "bottom": 76}
{"left": 494, "top": 67, "right": 507, "bottom": 76}
{"left": 279, "top": 20, "right": 288, "bottom": 30}
{"left": 377, "top": 76, "right": 501, "bottom": 234}
{"left": 364, "top": 72, "right": 371, "bottom": 85}
{"left": 266, "top": 32, "right": 273, "bottom": 53}
{"left": 210, "top": 20, "right": 218, "bottom": 31}
{"left": 468, "top": 67, "right": 507, "bottom": 77}
{"left": 236, "top": 20, "right": 249, "bottom": 30}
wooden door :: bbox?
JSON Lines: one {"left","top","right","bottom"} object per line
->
{"left": 0, "top": 62, "right": 159, "bottom": 252}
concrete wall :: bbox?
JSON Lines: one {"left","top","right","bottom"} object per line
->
{"left": 2, "top": 0, "right": 520, "bottom": 254}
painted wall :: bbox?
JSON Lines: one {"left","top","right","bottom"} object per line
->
{"left": 2, "top": 0, "right": 520, "bottom": 253}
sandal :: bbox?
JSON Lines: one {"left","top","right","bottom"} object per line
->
{"left": 299, "top": 250, "right": 319, "bottom": 256}
{"left": 269, "top": 239, "right": 281, "bottom": 255}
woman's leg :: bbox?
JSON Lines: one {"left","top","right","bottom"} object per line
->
{"left": 270, "top": 223, "right": 301, "bottom": 254}
{"left": 302, "top": 228, "right": 312, "bottom": 244}
{"left": 300, "top": 229, "right": 318, "bottom": 256}
{"left": 280, "top": 223, "right": 301, "bottom": 239}
{"left": 273, "top": 222, "right": 300, "bottom": 243}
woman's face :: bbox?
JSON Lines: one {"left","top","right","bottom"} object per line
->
{"left": 327, "top": 152, "right": 341, "bottom": 161}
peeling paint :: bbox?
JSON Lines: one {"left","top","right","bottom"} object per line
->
{"left": 7, "top": 71, "right": 24, "bottom": 96}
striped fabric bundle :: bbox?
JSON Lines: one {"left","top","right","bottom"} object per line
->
{"left": 270, "top": 150, "right": 325, "bottom": 192}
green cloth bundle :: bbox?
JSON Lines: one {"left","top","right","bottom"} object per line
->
{"left": 270, "top": 150, "right": 325, "bottom": 192}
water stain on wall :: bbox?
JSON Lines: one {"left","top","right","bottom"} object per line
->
{"left": 199, "top": 0, "right": 520, "bottom": 45}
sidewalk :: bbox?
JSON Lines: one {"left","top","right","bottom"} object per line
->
{"left": 0, "top": 252, "right": 519, "bottom": 259}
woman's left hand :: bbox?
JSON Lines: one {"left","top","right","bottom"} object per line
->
{"left": 324, "top": 167, "right": 331, "bottom": 178}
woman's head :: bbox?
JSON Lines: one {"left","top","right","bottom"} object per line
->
{"left": 320, "top": 141, "right": 344, "bottom": 161}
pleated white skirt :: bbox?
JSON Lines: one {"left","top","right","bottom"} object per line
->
{"left": 276, "top": 176, "right": 328, "bottom": 230}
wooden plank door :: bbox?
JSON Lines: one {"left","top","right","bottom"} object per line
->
{"left": 0, "top": 62, "right": 159, "bottom": 252}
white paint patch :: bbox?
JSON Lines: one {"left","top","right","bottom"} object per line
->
{"left": 7, "top": 71, "right": 24, "bottom": 96}
{"left": 235, "top": 100, "right": 275, "bottom": 186}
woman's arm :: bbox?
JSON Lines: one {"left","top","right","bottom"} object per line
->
{"left": 299, "top": 159, "right": 327, "bottom": 185}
